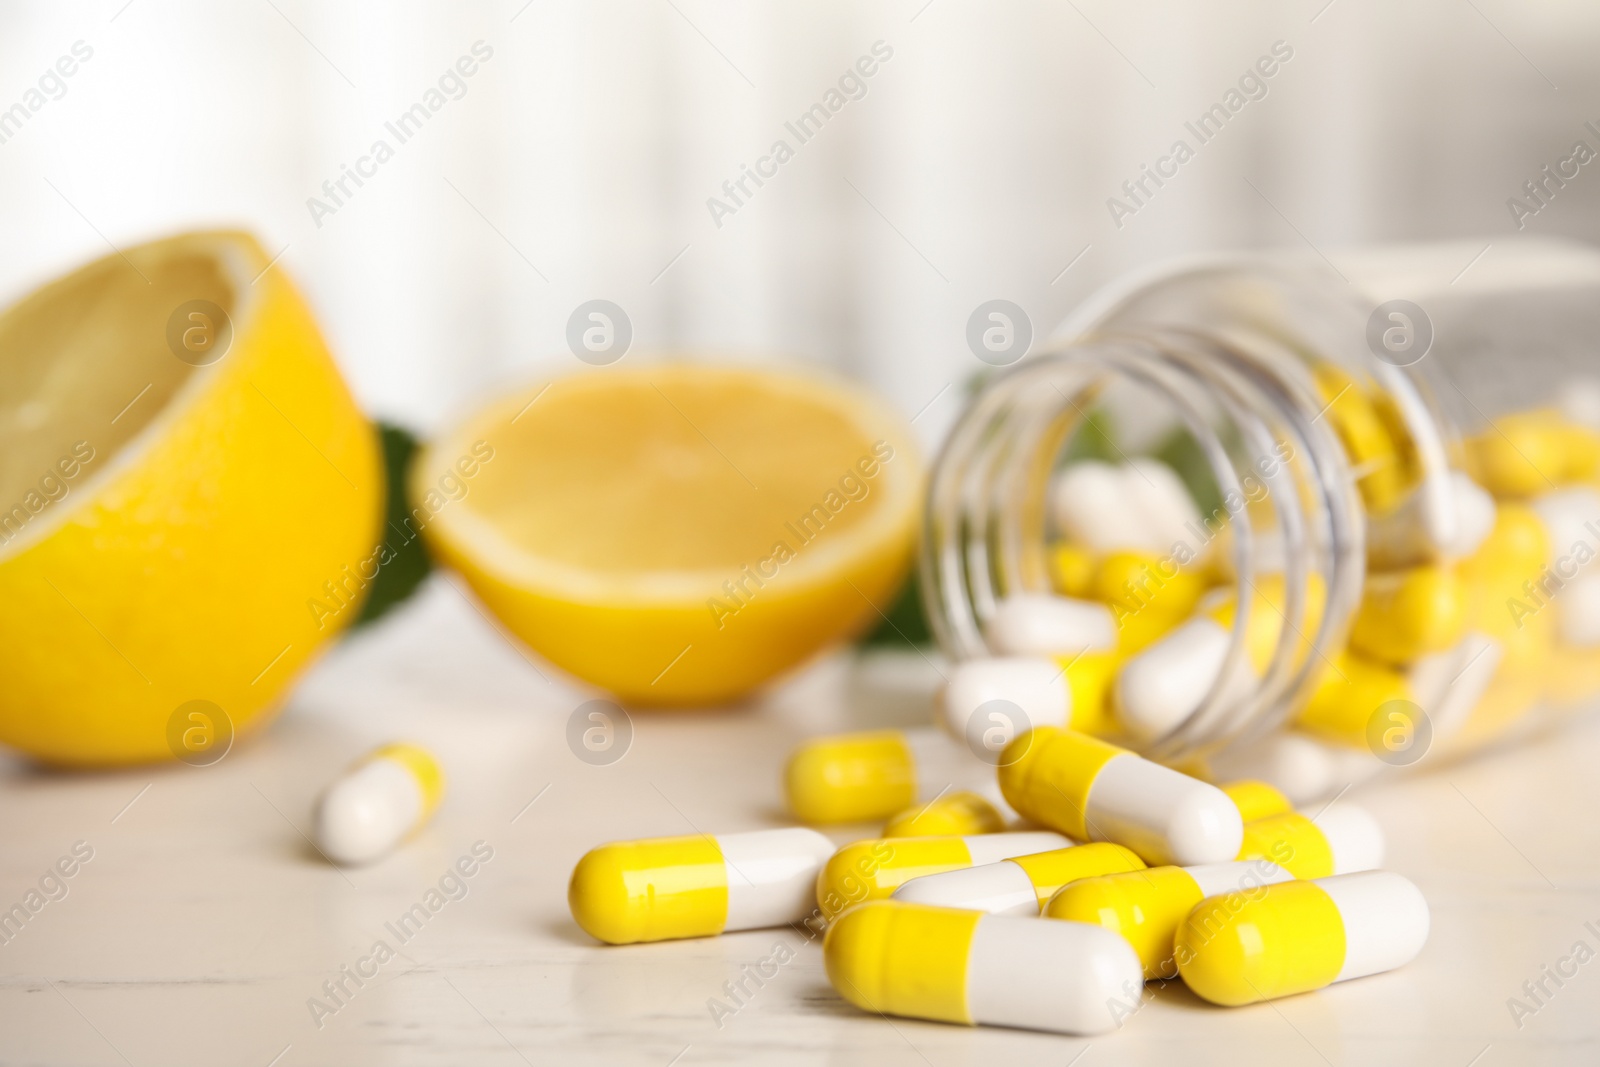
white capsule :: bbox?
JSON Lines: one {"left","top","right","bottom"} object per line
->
{"left": 1409, "top": 631, "right": 1503, "bottom": 740}
{"left": 1558, "top": 573, "right": 1600, "bottom": 646}
{"left": 985, "top": 593, "right": 1116, "bottom": 657}
{"left": 1206, "top": 731, "right": 1337, "bottom": 806}
{"left": 1559, "top": 377, "right": 1600, "bottom": 431}
{"left": 1050, "top": 460, "right": 1153, "bottom": 553}
{"left": 1447, "top": 472, "right": 1498, "bottom": 559}
{"left": 940, "top": 657, "right": 1070, "bottom": 745}
{"left": 1318, "top": 806, "right": 1385, "bottom": 874}
{"left": 1124, "top": 457, "right": 1202, "bottom": 551}
{"left": 1532, "top": 486, "right": 1600, "bottom": 558}
{"left": 314, "top": 743, "right": 444, "bottom": 866}
{"left": 1113, "top": 615, "right": 1233, "bottom": 742}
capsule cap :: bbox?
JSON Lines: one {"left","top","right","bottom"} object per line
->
{"left": 1044, "top": 866, "right": 1202, "bottom": 979}
{"left": 824, "top": 901, "right": 979, "bottom": 1024}
{"left": 1176, "top": 879, "right": 1346, "bottom": 1006}
{"left": 1237, "top": 812, "right": 1334, "bottom": 879}
{"left": 1010, "top": 842, "right": 1146, "bottom": 906}
{"left": 997, "top": 727, "right": 1126, "bottom": 840}
{"left": 816, "top": 837, "right": 973, "bottom": 920}
{"left": 373, "top": 743, "right": 445, "bottom": 818}
{"left": 785, "top": 732, "right": 916, "bottom": 825}
{"left": 1220, "top": 780, "right": 1293, "bottom": 824}
{"left": 568, "top": 835, "right": 728, "bottom": 944}
{"left": 883, "top": 792, "right": 1003, "bottom": 838}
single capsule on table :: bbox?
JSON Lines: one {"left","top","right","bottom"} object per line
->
{"left": 998, "top": 726, "right": 1243, "bottom": 866}
{"left": 1236, "top": 805, "right": 1384, "bottom": 878}
{"left": 892, "top": 842, "right": 1145, "bottom": 916}
{"left": 1045, "top": 860, "right": 1295, "bottom": 980}
{"left": 825, "top": 900, "right": 1143, "bottom": 1036}
{"left": 815, "top": 831, "right": 1068, "bottom": 921}
{"left": 569, "top": 827, "right": 835, "bottom": 944}
{"left": 882, "top": 790, "right": 1006, "bottom": 837}
{"left": 313, "top": 742, "right": 444, "bottom": 866}
{"left": 784, "top": 726, "right": 975, "bottom": 825}
{"left": 1219, "top": 779, "right": 1293, "bottom": 823}
{"left": 1176, "top": 870, "right": 1430, "bottom": 1006}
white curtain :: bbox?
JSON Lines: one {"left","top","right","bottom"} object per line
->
{"left": 3, "top": 0, "right": 1598, "bottom": 450}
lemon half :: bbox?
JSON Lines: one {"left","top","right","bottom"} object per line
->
{"left": 416, "top": 364, "right": 922, "bottom": 704}
{"left": 0, "top": 232, "right": 381, "bottom": 765}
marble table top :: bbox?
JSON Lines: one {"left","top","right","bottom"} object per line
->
{"left": 3, "top": 577, "right": 1597, "bottom": 1066}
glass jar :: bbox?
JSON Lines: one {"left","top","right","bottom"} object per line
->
{"left": 921, "top": 238, "right": 1600, "bottom": 799}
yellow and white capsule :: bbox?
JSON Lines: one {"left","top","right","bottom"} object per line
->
{"left": 1235, "top": 806, "right": 1384, "bottom": 878}
{"left": 882, "top": 791, "right": 1006, "bottom": 838}
{"left": 892, "top": 842, "right": 1146, "bottom": 916}
{"left": 815, "top": 831, "right": 1068, "bottom": 921}
{"left": 1045, "top": 860, "right": 1295, "bottom": 979}
{"left": 998, "top": 727, "right": 1243, "bottom": 866}
{"left": 825, "top": 900, "right": 1143, "bottom": 1035}
{"left": 1177, "top": 870, "right": 1430, "bottom": 1006}
{"left": 568, "top": 827, "right": 835, "bottom": 944}
{"left": 785, "top": 726, "right": 974, "bottom": 825}
{"left": 1220, "top": 780, "right": 1293, "bottom": 824}
{"left": 1348, "top": 564, "right": 1468, "bottom": 666}
{"left": 313, "top": 743, "right": 444, "bottom": 866}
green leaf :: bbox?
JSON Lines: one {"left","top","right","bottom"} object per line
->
{"left": 352, "top": 422, "right": 434, "bottom": 629}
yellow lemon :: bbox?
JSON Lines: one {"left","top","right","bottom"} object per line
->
{"left": 0, "top": 232, "right": 382, "bottom": 766}
{"left": 415, "top": 364, "right": 921, "bottom": 704}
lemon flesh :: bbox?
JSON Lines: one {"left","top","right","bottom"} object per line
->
{"left": 417, "top": 365, "right": 922, "bottom": 704}
{"left": 0, "top": 232, "right": 381, "bottom": 766}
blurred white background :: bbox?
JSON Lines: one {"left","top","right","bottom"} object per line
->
{"left": 3, "top": 0, "right": 1600, "bottom": 447}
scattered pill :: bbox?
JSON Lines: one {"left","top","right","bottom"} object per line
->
{"left": 1045, "top": 860, "right": 1294, "bottom": 979}
{"left": 815, "top": 831, "right": 1069, "bottom": 921}
{"left": 1176, "top": 870, "right": 1429, "bottom": 1006}
{"left": 568, "top": 827, "right": 835, "bottom": 944}
{"left": 313, "top": 743, "right": 444, "bottom": 866}
{"left": 882, "top": 791, "right": 1005, "bottom": 838}
{"left": 825, "top": 900, "right": 1143, "bottom": 1035}
{"left": 1236, "top": 805, "right": 1384, "bottom": 878}
{"left": 891, "top": 842, "right": 1145, "bottom": 916}
{"left": 985, "top": 593, "right": 1116, "bottom": 657}
{"left": 998, "top": 727, "right": 1243, "bottom": 865}
{"left": 1296, "top": 651, "right": 1412, "bottom": 745}
{"left": 785, "top": 726, "right": 974, "bottom": 825}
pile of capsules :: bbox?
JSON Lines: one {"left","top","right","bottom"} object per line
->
{"left": 567, "top": 730, "right": 1417, "bottom": 1035}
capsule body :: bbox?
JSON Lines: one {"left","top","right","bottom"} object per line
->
{"left": 1236, "top": 807, "right": 1384, "bottom": 878}
{"left": 892, "top": 842, "right": 1146, "bottom": 916}
{"left": 998, "top": 727, "right": 1243, "bottom": 866}
{"left": 825, "top": 901, "right": 1143, "bottom": 1035}
{"left": 1177, "top": 871, "right": 1430, "bottom": 1005}
{"left": 882, "top": 791, "right": 1005, "bottom": 838}
{"left": 569, "top": 827, "right": 835, "bottom": 944}
{"left": 785, "top": 727, "right": 971, "bottom": 825}
{"left": 1045, "top": 860, "right": 1293, "bottom": 979}
{"left": 816, "top": 831, "right": 1069, "bottom": 920}
{"left": 313, "top": 743, "right": 444, "bottom": 866}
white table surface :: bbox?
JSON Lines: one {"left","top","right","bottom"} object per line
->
{"left": 3, "top": 576, "right": 1598, "bottom": 1066}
